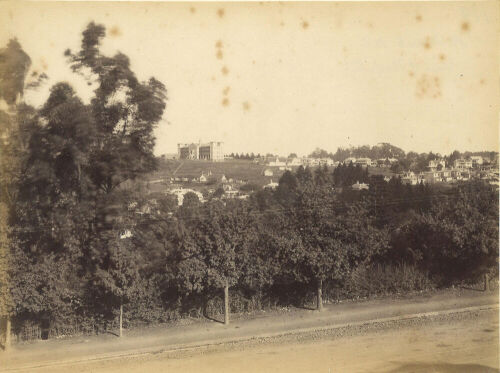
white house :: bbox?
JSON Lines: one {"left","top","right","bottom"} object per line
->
{"left": 428, "top": 159, "right": 446, "bottom": 170}
{"left": 352, "top": 181, "right": 369, "bottom": 191}
{"left": 454, "top": 159, "right": 473, "bottom": 170}
{"left": 268, "top": 157, "right": 287, "bottom": 167}
{"left": 355, "top": 158, "right": 372, "bottom": 167}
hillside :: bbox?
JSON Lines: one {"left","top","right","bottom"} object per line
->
{"left": 148, "top": 159, "right": 286, "bottom": 186}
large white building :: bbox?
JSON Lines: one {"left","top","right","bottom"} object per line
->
{"left": 177, "top": 141, "right": 224, "bottom": 161}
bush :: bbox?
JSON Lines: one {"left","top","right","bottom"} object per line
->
{"left": 345, "top": 263, "right": 435, "bottom": 297}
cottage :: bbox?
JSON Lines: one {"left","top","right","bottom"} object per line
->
{"left": 352, "top": 181, "right": 369, "bottom": 191}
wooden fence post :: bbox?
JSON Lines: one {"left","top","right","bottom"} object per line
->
{"left": 5, "top": 316, "right": 11, "bottom": 350}
{"left": 224, "top": 279, "right": 230, "bottom": 325}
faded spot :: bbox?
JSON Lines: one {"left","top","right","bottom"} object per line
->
{"left": 222, "top": 98, "right": 229, "bottom": 107}
{"left": 8, "top": 10, "right": 13, "bottom": 20}
{"left": 221, "top": 66, "right": 229, "bottom": 75}
{"left": 280, "top": 21, "right": 285, "bottom": 27}
{"left": 216, "top": 50, "right": 223, "bottom": 60}
{"left": 217, "top": 8, "right": 225, "bottom": 18}
{"left": 416, "top": 74, "right": 441, "bottom": 99}
{"left": 223, "top": 86, "right": 230, "bottom": 96}
{"left": 367, "top": 22, "right": 374, "bottom": 29}
{"left": 301, "top": 21, "right": 309, "bottom": 30}
{"left": 461, "top": 22, "right": 470, "bottom": 32}
{"left": 242, "top": 101, "right": 251, "bottom": 111}
{"left": 480, "top": 79, "right": 485, "bottom": 85}
{"left": 109, "top": 26, "right": 122, "bottom": 37}
{"left": 252, "top": 60, "right": 256, "bottom": 65}
{"left": 408, "top": 71, "right": 414, "bottom": 77}
{"left": 190, "top": 7, "right": 196, "bottom": 14}
{"left": 415, "top": 14, "right": 422, "bottom": 22}
{"left": 439, "top": 53, "right": 446, "bottom": 61}
{"left": 211, "top": 76, "right": 216, "bottom": 82}
{"left": 423, "top": 37, "right": 431, "bottom": 50}
{"left": 40, "top": 58, "right": 48, "bottom": 71}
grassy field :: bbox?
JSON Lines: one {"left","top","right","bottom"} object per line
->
{"left": 146, "top": 159, "right": 286, "bottom": 188}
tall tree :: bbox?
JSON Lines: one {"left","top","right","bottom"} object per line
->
{"left": 172, "top": 201, "right": 256, "bottom": 324}
{"left": 63, "top": 22, "right": 167, "bottom": 329}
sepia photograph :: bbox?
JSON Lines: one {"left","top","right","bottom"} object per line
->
{"left": 0, "top": 1, "right": 499, "bottom": 372}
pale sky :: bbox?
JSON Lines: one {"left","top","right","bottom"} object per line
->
{"left": 1, "top": 1, "right": 499, "bottom": 157}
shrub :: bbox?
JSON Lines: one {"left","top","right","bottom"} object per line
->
{"left": 345, "top": 263, "right": 435, "bottom": 297}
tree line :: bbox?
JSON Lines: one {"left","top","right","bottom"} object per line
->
{"left": 0, "top": 24, "right": 498, "bottom": 345}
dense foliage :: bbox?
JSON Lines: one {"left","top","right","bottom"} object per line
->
{"left": 0, "top": 26, "right": 498, "bottom": 340}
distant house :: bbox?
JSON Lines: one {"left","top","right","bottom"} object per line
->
{"left": 199, "top": 173, "right": 208, "bottom": 183}
{"left": 263, "top": 169, "right": 274, "bottom": 177}
{"left": 454, "top": 159, "right": 473, "bottom": 170}
{"left": 319, "top": 158, "right": 334, "bottom": 166}
{"left": 401, "top": 171, "right": 419, "bottom": 185}
{"left": 268, "top": 157, "right": 287, "bottom": 167}
{"left": 421, "top": 171, "right": 441, "bottom": 184}
{"left": 428, "top": 159, "right": 446, "bottom": 171}
{"left": 264, "top": 180, "right": 279, "bottom": 190}
{"left": 355, "top": 158, "right": 372, "bottom": 167}
{"left": 220, "top": 174, "right": 227, "bottom": 183}
{"left": 470, "top": 156, "right": 483, "bottom": 167}
{"left": 304, "top": 158, "right": 320, "bottom": 167}
{"left": 344, "top": 157, "right": 357, "bottom": 165}
{"left": 441, "top": 170, "right": 452, "bottom": 182}
{"left": 352, "top": 181, "right": 369, "bottom": 191}
{"left": 287, "top": 158, "right": 303, "bottom": 167}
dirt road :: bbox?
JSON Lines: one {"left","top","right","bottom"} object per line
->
{"left": 18, "top": 308, "right": 499, "bottom": 373}
{"left": 1, "top": 289, "right": 497, "bottom": 372}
